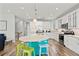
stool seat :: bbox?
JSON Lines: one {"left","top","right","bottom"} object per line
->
{"left": 25, "top": 42, "right": 39, "bottom": 56}
{"left": 39, "top": 39, "right": 49, "bottom": 56}
{"left": 16, "top": 43, "right": 34, "bottom": 56}
{"left": 23, "top": 47, "right": 34, "bottom": 56}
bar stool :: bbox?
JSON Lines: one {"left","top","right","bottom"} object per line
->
{"left": 16, "top": 43, "right": 34, "bottom": 56}
{"left": 25, "top": 42, "right": 39, "bottom": 56}
{"left": 23, "top": 47, "right": 34, "bottom": 56}
{"left": 39, "top": 39, "right": 49, "bottom": 56}
{"left": 39, "top": 44, "right": 49, "bottom": 56}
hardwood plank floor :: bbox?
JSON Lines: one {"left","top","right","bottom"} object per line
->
{"left": 49, "top": 39, "right": 79, "bottom": 56}
{"left": 0, "top": 39, "right": 79, "bottom": 56}
{"left": 0, "top": 42, "right": 17, "bottom": 56}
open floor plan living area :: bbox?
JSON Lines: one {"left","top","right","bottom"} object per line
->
{"left": 0, "top": 3, "right": 79, "bottom": 56}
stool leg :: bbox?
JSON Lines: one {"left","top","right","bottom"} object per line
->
{"left": 39, "top": 46, "right": 41, "bottom": 56}
{"left": 47, "top": 45, "right": 49, "bottom": 56}
{"left": 33, "top": 51, "right": 35, "bottom": 56}
{"left": 23, "top": 51, "right": 31, "bottom": 56}
{"left": 47, "top": 46, "right": 49, "bottom": 56}
{"left": 40, "top": 45, "right": 49, "bottom": 56}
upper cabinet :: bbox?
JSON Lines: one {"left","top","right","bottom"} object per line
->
{"left": 68, "top": 13, "right": 72, "bottom": 29}
{"left": 68, "top": 10, "right": 77, "bottom": 29}
{"left": 76, "top": 8, "right": 79, "bottom": 28}
{"left": 61, "top": 10, "right": 77, "bottom": 29}
{"left": 72, "top": 11, "right": 77, "bottom": 28}
{"left": 55, "top": 18, "right": 62, "bottom": 29}
{"left": 58, "top": 19, "right": 62, "bottom": 28}
{"left": 55, "top": 19, "right": 58, "bottom": 29}
{"left": 55, "top": 8, "right": 79, "bottom": 29}
{"left": 62, "top": 15, "right": 68, "bottom": 24}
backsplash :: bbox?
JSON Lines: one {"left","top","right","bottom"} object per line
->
{"left": 72, "top": 28, "right": 79, "bottom": 35}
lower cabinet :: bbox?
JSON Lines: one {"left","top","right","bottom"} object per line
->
{"left": 51, "top": 33, "right": 59, "bottom": 42}
{"left": 64, "top": 35, "right": 79, "bottom": 54}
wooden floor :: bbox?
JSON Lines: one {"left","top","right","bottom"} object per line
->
{"left": 0, "top": 39, "right": 79, "bottom": 56}
{"left": 49, "top": 39, "right": 79, "bottom": 56}
{"left": 0, "top": 41, "right": 17, "bottom": 56}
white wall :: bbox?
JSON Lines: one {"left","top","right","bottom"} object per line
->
{"left": 15, "top": 17, "right": 30, "bottom": 37}
{"left": 0, "top": 13, "right": 15, "bottom": 42}
{"left": 16, "top": 21, "right": 24, "bottom": 35}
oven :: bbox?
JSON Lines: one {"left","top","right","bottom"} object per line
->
{"left": 59, "top": 34, "right": 65, "bottom": 46}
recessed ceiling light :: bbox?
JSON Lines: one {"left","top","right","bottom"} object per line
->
{"left": 56, "top": 8, "right": 59, "bottom": 10}
{"left": 33, "top": 18, "right": 37, "bottom": 22}
{"left": 8, "top": 10, "right": 10, "bottom": 12}
{"left": 20, "top": 7, "right": 24, "bottom": 10}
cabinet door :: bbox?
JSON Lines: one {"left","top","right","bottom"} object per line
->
{"left": 64, "top": 36, "right": 72, "bottom": 48}
{"left": 66, "top": 36, "right": 79, "bottom": 54}
{"left": 64, "top": 36, "right": 79, "bottom": 54}
{"left": 70, "top": 38, "right": 79, "bottom": 54}
{"left": 52, "top": 33, "right": 59, "bottom": 42}
{"left": 58, "top": 19, "right": 62, "bottom": 28}
{"left": 64, "top": 39, "right": 69, "bottom": 47}
{"left": 68, "top": 15, "right": 72, "bottom": 29}
{"left": 68, "top": 11, "right": 77, "bottom": 28}
{"left": 76, "top": 8, "right": 79, "bottom": 28}
{"left": 73, "top": 12, "right": 77, "bottom": 27}
{"left": 55, "top": 20, "right": 58, "bottom": 29}
{"left": 71, "top": 14, "right": 74, "bottom": 28}
{"left": 64, "top": 36, "right": 68, "bottom": 46}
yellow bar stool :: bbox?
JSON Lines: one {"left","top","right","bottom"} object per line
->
{"left": 23, "top": 47, "right": 34, "bottom": 56}
{"left": 16, "top": 43, "right": 24, "bottom": 56}
{"left": 16, "top": 43, "right": 35, "bottom": 56}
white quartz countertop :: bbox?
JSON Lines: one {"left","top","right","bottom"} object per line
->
{"left": 19, "top": 34, "right": 49, "bottom": 42}
{"left": 64, "top": 35, "right": 79, "bottom": 39}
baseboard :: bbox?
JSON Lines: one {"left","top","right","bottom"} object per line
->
{"left": 5, "top": 40, "right": 12, "bottom": 45}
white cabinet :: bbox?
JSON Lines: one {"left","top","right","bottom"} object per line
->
{"left": 64, "top": 36, "right": 74, "bottom": 50}
{"left": 52, "top": 33, "right": 59, "bottom": 42}
{"left": 76, "top": 8, "right": 79, "bottom": 28}
{"left": 64, "top": 35, "right": 79, "bottom": 54}
{"left": 56, "top": 7, "right": 79, "bottom": 29}
{"left": 70, "top": 12, "right": 74, "bottom": 28}
{"left": 62, "top": 15, "right": 68, "bottom": 24}
{"left": 68, "top": 13, "right": 73, "bottom": 29}
{"left": 55, "top": 20, "right": 58, "bottom": 29}
{"left": 53, "top": 20, "right": 56, "bottom": 29}
{"left": 68, "top": 10, "right": 77, "bottom": 29}
{"left": 49, "top": 32, "right": 59, "bottom": 42}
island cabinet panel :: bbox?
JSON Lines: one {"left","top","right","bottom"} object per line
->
{"left": 64, "top": 35, "right": 79, "bottom": 54}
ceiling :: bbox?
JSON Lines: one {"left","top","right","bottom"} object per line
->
{"left": 0, "top": 3, "right": 78, "bottom": 21}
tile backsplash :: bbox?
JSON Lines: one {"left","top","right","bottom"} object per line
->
{"left": 72, "top": 28, "right": 79, "bottom": 35}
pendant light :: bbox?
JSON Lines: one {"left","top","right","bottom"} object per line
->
{"left": 33, "top": 3, "right": 37, "bottom": 22}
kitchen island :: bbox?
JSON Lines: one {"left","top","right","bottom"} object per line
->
{"left": 19, "top": 34, "right": 49, "bottom": 42}
{"left": 19, "top": 34, "right": 49, "bottom": 56}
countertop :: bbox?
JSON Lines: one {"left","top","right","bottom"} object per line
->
{"left": 64, "top": 35, "right": 79, "bottom": 39}
{"left": 19, "top": 34, "right": 49, "bottom": 42}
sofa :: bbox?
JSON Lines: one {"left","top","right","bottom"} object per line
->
{"left": 0, "top": 34, "right": 6, "bottom": 51}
